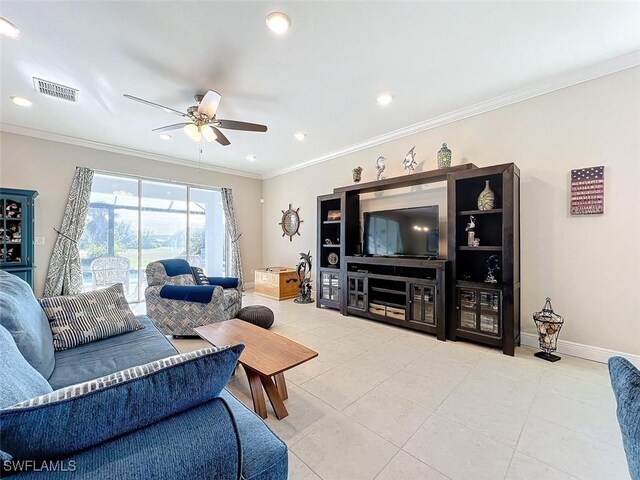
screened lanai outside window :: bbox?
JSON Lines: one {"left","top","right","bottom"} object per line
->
{"left": 79, "top": 173, "right": 227, "bottom": 302}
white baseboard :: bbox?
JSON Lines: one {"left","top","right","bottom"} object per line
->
{"left": 521, "top": 333, "right": 640, "bottom": 369}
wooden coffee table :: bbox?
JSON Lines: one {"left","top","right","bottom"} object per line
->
{"left": 195, "top": 319, "right": 318, "bottom": 420}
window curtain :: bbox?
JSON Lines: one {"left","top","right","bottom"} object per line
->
{"left": 43, "top": 167, "right": 94, "bottom": 297}
{"left": 220, "top": 187, "right": 243, "bottom": 290}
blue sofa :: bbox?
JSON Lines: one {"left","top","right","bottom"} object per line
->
{"left": 0, "top": 271, "right": 287, "bottom": 479}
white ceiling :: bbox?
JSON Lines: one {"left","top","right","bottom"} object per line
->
{"left": 1, "top": 1, "right": 639, "bottom": 178}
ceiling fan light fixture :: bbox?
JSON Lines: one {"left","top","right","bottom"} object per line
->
{"left": 294, "top": 132, "right": 307, "bottom": 141}
{"left": 266, "top": 12, "right": 291, "bottom": 34}
{"left": 201, "top": 124, "right": 217, "bottom": 142}
{"left": 0, "top": 17, "right": 20, "bottom": 39}
{"left": 246, "top": 154, "right": 257, "bottom": 162}
{"left": 159, "top": 133, "right": 172, "bottom": 140}
{"left": 184, "top": 123, "right": 202, "bottom": 142}
{"left": 376, "top": 92, "right": 394, "bottom": 106}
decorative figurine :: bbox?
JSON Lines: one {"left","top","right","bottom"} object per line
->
{"left": 437, "top": 143, "right": 452, "bottom": 169}
{"left": 485, "top": 254, "right": 500, "bottom": 283}
{"left": 533, "top": 297, "right": 565, "bottom": 362}
{"left": 465, "top": 215, "right": 476, "bottom": 247}
{"left": 478, "top": 180, "right": 496, "bottom": 210}
{"left": 375, "top": 156, "right": 386, "bottom": 181}
{"left": 402, "top": 147, "right": 417, "bottom": 174}
{"left": 324, "top": 238, "right": 333, "bottom": 245}
{"left": 472, "top": 238, "right": 481, "bottom": 247}
{"left": 352, "top": 166, "right": 363, "bottom": 183}
{"left": 294, "top": 251, "right": 314, "bottom": 304}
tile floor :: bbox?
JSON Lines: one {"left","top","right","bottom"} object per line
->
{"left": 144, "top": 292, "right": 629, "bottom": 480}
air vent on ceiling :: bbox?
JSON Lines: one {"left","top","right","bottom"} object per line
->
{"left": 33, "top": 77, "right": 79, "bottom": 103}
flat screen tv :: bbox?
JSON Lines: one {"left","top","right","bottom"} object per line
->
{"left": 363, "top": 206, "right": 439, "bottom": 258}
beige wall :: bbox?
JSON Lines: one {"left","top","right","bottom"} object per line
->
{"left": 0, "top": 132, "right": 263, "bottom": 295}
{"left": 262, "top": 67, "right": 640, "bottom": 355}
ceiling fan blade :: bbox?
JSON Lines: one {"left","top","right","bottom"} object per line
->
{"left": 197, "top": 90, "right": 222, "bottom": 119}
{"left": 123, "top": 94, "right": 187, "bottom": 117}
{"left": 211, "top": 126, "right": 231, "bottom": 146}
{"left": 152, "top": 123, "right": 191, "bottom": 133}
{"left": 216, "top": 119, "right": 268, "bottom": 132}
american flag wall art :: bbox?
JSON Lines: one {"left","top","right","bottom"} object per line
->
{"left": 570, "top": 166, "right": 604, "bottom": 215}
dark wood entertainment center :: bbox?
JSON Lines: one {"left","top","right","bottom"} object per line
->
{"left": 316, "top": 163, "right": 521, "bottom": 355}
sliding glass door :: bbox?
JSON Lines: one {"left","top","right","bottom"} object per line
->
{"left": 79, "top": 173, "right": 226, "bottom": 302}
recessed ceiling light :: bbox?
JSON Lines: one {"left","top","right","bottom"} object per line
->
{"left": 159, "top": 133, "right": 172, "bottom": 140}
{"left": 266, "top": 12, "right": 291, "bottom": 34}
{"left": 376, "top": 92, "right": 394, "bottom": 106}
{"left": 11, "top": 96, "right": 32, "bottom": 107}
{"left": 246, "top": 154, "right": 257, "bottom": 162}
{"left": 294, "top": 132, "right": 307, "bottom": 141}
{"left": 0, "top": 17, "right": 20, "bottom": 39}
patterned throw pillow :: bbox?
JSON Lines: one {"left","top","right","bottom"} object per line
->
{"left": 39, "top": 284, "right": 144, "bottom": 351}
{"left": 1, "top": 345, "right": 244, "bottom": 460}
{"left": 191, "top": 267, "right": 210, "bottom": 285}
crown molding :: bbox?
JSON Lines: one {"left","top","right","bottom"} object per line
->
{"left": 0, "top": 123, "right": 262, "bottom": 180}
{"left": 264, "top": 50, "right": 640, "bottom": 180}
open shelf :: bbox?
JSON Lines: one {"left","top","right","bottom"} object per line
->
{"left": 370, "top": 286, "right": 405, "bottom": 296}
{"left": 458, "top": 246, "right": 503, "bottom": 251}
{"left": 458, "top": 209, "right": 503, "bottom": 215}
{"left": 322, "top": 220, "right": 341, "bottom": 224}
{"left": 322, "top": 244, "right": 341, "bottom": 248}
{"left": 371, "top": 299, "right": 405, "bottom": 309}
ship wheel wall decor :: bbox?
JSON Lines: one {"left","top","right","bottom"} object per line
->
{"left": 279, "top": 204, "right": 302, "bottom": 241}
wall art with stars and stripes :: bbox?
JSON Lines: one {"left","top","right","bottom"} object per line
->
{"left": 570, "top": 166, "right": 604, "bottom": 216}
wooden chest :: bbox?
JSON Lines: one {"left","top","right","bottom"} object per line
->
{"left": 254, "top": 267, "right": 300, "bottom": 300}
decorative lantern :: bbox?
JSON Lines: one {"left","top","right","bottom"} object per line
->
{"left": 437, "top": 143, "right": 452, "bottom": 169}
{"left": 533, "top": 297, "right": 565, "bottom": 362}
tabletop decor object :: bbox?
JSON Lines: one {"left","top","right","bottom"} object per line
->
{"left": 533, "top": 297, "right": 565, "bottom": 362}
{"left": 352, "top": 166, "right": 363, "bottom": 183}
{"left": 465, "top": 215, "right": 476, "bottom": 246}
{"left": 375, "top": 156, "right": 386, "bottom": 180}
{"left": 402, "top": 147, "right": 417, "bottom": 174}
{"left": 279, "top": 204, "right": 302, "bottom": 242}
{"left": 294, "top": 251, "right": 313, "bottom": 304}
{"left": 437, "top": 143, "right": 452, "bottom": 169}
{"left": 485, "top": 254, "right": 500, "bottom": 283}
{"left": 477, "top": 180, "right": 495, "bottom": 210}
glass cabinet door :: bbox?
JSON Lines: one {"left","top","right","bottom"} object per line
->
{"left": 457, "top": 287, "right": 501, "bottom": 336}
{"left": 410, "top": 284, "right": 435, "bottom": 325}
{"left": 1, "top": 196, "right": 26, "bottom": 266}
{"left": 321, "top": 271, "right": 340, "bottom": 303}
{"left": 479, "top": 291, "right": 500, "bottom": 335}
{"left": 459, "top": 288, "right": 478, "bottom": 330}
{"left": 347, "top": 276, "right": 366, "bottom": 310}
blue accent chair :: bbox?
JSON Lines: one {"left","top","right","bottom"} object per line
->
{"left": 609, "top": 356, "right": 640, "bottom": 480}
{"left": 145, "top": 259, "right": 242, "bottom": 336}
{"left": 0, "top": 271, "right": 286, "bottom": 479}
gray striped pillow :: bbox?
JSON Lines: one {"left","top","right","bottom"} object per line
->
{"left": 6, "top": 347, "right": 228, "bottom": 409}
{"left": 39, "top": 284, "right": 144, "bottom": 351}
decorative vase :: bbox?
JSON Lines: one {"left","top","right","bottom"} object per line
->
{"left": 437, "top": 143, "right": 452, "bottom": 169}
{"left": 477, "top": 180, "right": 495, "bottom": 210}
{"left": 352, "top": 166, "right": 363, "bottom": 183}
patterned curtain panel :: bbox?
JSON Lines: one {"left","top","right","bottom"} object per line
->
{"left": 43, "top": 167, "right": 94, "bottom": 297}
{"left": 220, "top": 187, "right": 244, "bottom": 290}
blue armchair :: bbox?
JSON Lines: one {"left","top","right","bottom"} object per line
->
{"left": 145, "top": 259, "right": 242, "bottom": 336}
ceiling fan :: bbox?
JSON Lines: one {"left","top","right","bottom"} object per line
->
{"left": 123, "top": 90, "right": 267, "bottom": 146}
